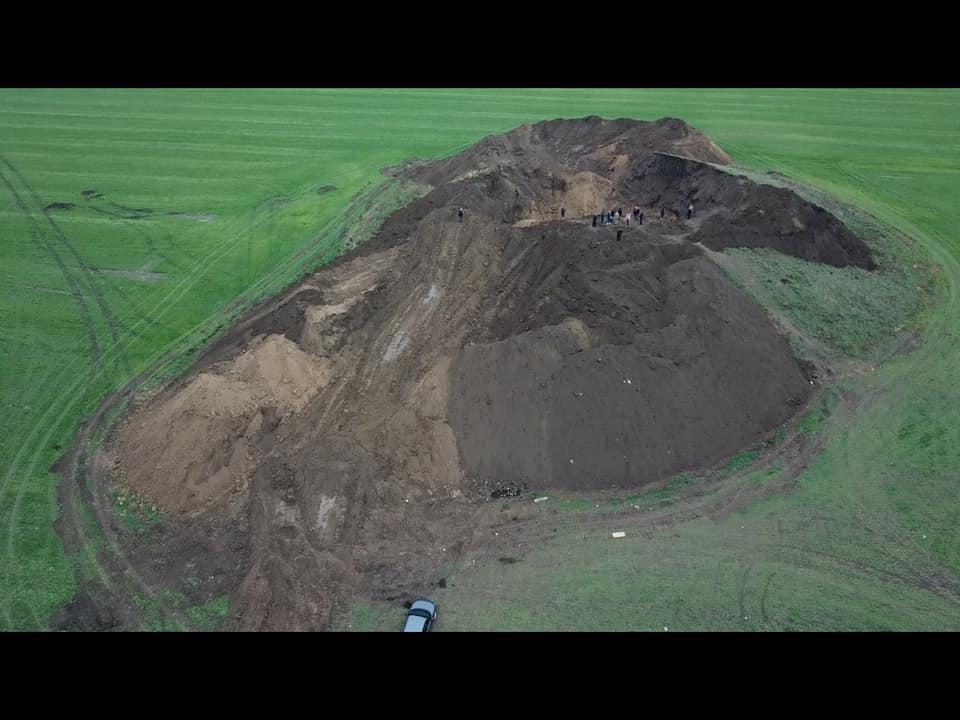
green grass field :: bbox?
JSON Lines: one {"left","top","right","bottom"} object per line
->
{"left": 2, "top": 89, "right": 958, "bottom": 631}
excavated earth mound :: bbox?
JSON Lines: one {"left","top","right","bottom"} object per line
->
{"left": 104, "top": 116, "right": 874, "bottom": 629}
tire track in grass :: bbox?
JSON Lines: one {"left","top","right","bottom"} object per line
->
{"left": 56, "top": 380, "right": 186, "bottom": 632}
{"left": 4, "top": 169, "right": 380, "bottom": 627}
{"left": 738, "top": 562, "right": 753, "bottom": 624}
{"left": 5, "top": 139, "right": 385, "bottom": 622}
{"left": 752, "top": 155, "right": 960, "bottom": 594}
{"left": 6, "top": 165, "right": 389, "bottom": 628}
{"left": 3, "top": 221, "right": 226, "bottom": 503}
{"left": 68, "top": 181, "right": 379, "bottom": 626}
{"left": 760, "top": 570, "right": 776, "bottom": 624}
{"left": 0, "top": 207, "right": 280, "bottom": 626}
{"left": 0, "top": 165, "right": 300, "bottom": 502}
{"left": 0, "top": 167, "right": 106, "bottom": 628}
{"left": 0, "top": 168, "right": 101, "bottom": 363}
{"left": 0, "top": 171, "right": 102, "bottom": 500}
{"left": 2, "top": 158, "right": 131, "bottom": 378}
{"left": 0, "top": 194, "right": 271, "bottom": 626}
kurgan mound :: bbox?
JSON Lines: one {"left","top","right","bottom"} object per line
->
{"left": 107, "top": 117, "right": 872, "bottom": 629}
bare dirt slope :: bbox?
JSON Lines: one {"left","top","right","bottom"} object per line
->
{"left": 96, "top": 117, "right": 873, "bottom": 630}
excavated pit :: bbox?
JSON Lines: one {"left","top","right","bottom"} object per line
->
{"left": 101, "top": 116, "right": 874, "bottom": 629}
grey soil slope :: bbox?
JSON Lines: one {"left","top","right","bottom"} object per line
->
{"left": 78, "top": 117, "right": 872, "bottom": 630}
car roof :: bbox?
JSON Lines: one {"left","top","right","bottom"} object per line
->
{"left": 410, "top": 599, "right": 436, "bottom": 613}
{"left": 403, "top": 614, "right": 429, "bottom": 632}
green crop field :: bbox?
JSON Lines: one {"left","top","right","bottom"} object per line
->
{"left": 1, "top": 89, "right": 958, "bottom": 631}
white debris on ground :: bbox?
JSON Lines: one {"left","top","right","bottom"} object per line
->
{"left": 612, "top": 532, "right": 626, "bottom": 538}
{"left": 534, "top": 496, "right": 549, "bottom": 503}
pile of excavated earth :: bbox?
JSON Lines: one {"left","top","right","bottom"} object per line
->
{"left": 93, "top": 116, "right": 873, "bottom": 630}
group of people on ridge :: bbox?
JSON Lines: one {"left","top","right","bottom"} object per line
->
{"left": 456, "top": 201, "right": 695, "bottom": 227}
{"left": 588, "top": 202, "right": 693, "bottom": 228}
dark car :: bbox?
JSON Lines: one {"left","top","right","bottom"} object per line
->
{"left": 403, "top": 598, "right": 438, "bottom": 632}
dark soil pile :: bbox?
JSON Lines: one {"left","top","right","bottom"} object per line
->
{"left": 102, "top": 117, "right": 873, "bottom": 629}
